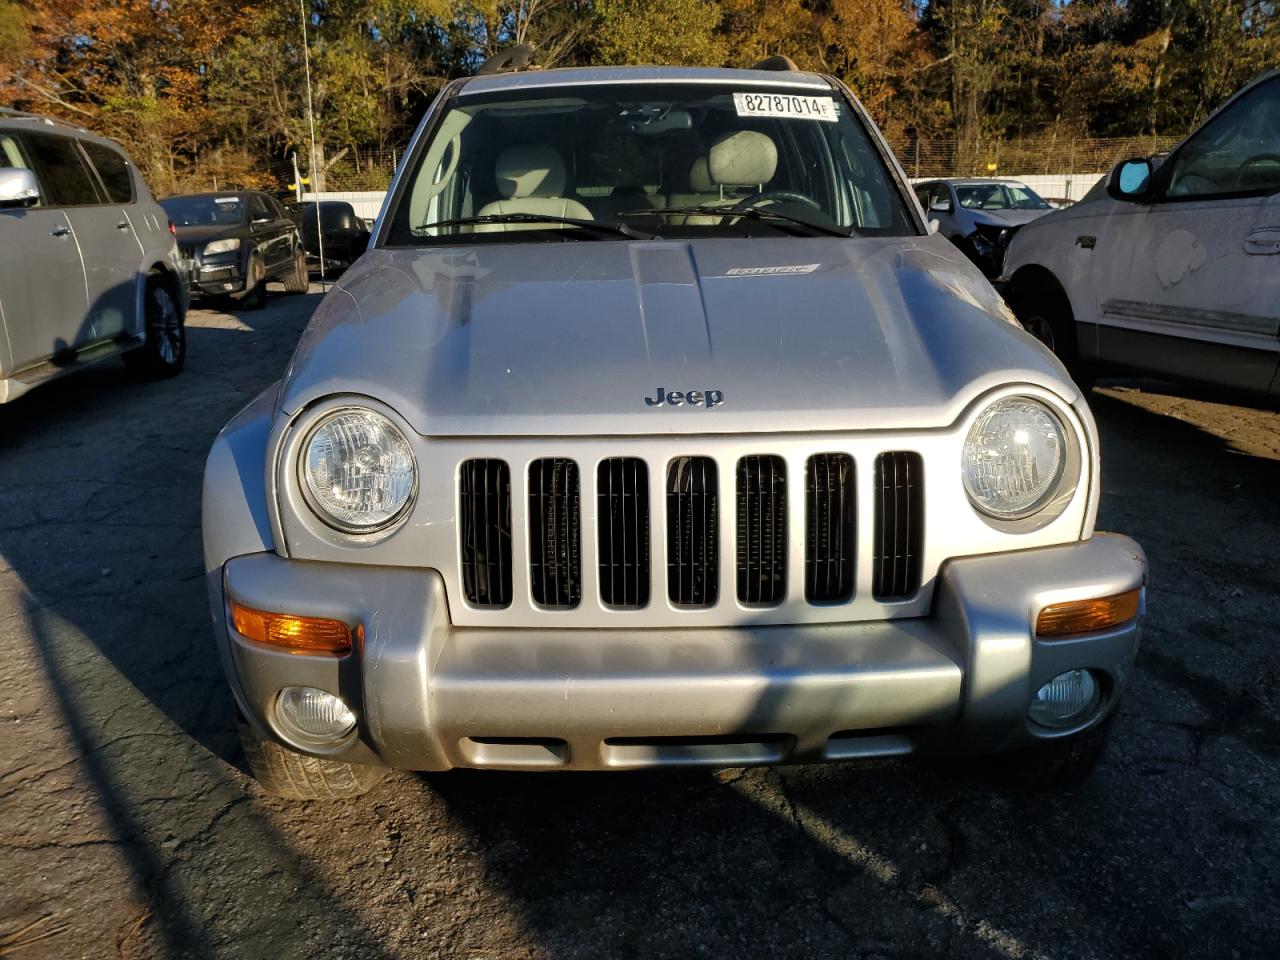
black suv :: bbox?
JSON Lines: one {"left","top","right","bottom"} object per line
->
{"left": 161, "top": 191, "right": 308, "bottom": 306}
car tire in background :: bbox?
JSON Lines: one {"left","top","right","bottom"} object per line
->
{"left": 237, "top": 715, "right": 386, "bottom": 800}
{"left": 1005, "top": 270, "right": 1096, "bottom": 389}
{"left": 283, "top": 247, "right": 309, "bottom": 294}
{"left": 242, "top": 250, "right": 268, "bottom": 309}
{"left": 122, "top": 271, "right": 185, "bottom": 379}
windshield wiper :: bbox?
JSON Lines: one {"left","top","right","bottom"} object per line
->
{"left": 420, "top": 213, "right": 654, "bottom": 240}
{"left": 620, "top": 204, "right": 852, "bottom": 238}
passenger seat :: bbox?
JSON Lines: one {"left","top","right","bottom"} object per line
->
{"left": 476, "top": 145, "right": 593, "bottom": 231}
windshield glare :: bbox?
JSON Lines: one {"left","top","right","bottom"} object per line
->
{"left": 955, "top": 183, "right": 1049, "bottom": 211}
{"left": 387, "top": 83, "right": 916, "bottom": 243}
{"left": 161, "top": 195, "right": 246, "bottom": 227}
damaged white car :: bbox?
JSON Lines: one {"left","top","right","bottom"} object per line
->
{"left": 1003, "top": 69, "right": 1280, "bottom": 395}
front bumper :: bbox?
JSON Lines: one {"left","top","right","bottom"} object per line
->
{"left": 211, "top": 534, "right": 1145, "bottom": 772}
{"left": 181, "top": 254, "right": 247, "bottom": 298}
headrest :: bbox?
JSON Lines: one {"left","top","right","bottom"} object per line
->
{"left": 709, "top": 131, "right": 777, "bottom": 186}
{"left": 688, "top": 157, "right": 714, "bottom": 192}
{"left": 494, "top": 145, "right": 566, "bottom": 198}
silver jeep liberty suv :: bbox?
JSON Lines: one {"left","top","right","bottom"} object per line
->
{"left": 203, "top": 61, "right": 1146, "bottom": 799}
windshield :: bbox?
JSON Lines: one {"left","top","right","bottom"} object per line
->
{"left": 386, "top": 82, "right": 916, "bottom": 244}
{"left": 161, "top": 195, "right": 247, "bottom": 227}
{"left": 954, "top": 183, "right": 1049, "bottom": 211}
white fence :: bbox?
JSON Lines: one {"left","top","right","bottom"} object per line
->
{"left": 300, "top": 190, "right": 388, "bottom": 222}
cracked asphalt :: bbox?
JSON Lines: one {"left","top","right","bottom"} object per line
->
{"left": 2, "top": 287, "right": 1278, "bottom": 959}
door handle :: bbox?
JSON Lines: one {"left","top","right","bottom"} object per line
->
{"left": 1075, "top": 235, "right": 1096, "bottom": 249}
{"left": 51, "top": 223, "right": 70, "bottom": 237}
{"left": 1244, "top": 228, "right": 1280, "bottom": 255}
{"left": 115, "top": 220, "right": 130, "bottom": 230}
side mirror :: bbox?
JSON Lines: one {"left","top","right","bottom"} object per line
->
{"left": 1107, "top": 158, "right": 1154, "bottom": 201}
{"left": 927, "top": 218, "right": 940, "bottom": 235}
{"left": 929, "top": 198, "right": 953, "bottom": 214}
{"left": 0, "top": 168, "right": 40, "bottom": 208}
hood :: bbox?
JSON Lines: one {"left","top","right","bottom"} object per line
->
{"left": 172, "top": 224, "right": 244, "bottom": 247}
{"left": 278, "top": 235, "right": 1075, "bottom": 436}
{"left": 968, "top": 208, "right": 1049, "bottom": 229}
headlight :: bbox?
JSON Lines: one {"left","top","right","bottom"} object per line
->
{"left": 204, "top": 237, "right": 241, "bottom": 255}
{"left": 962, "top": 397, "right": 1067, "bottom": 519}
{"left": 300, "top": 407, "right": 416, "bottom": 532}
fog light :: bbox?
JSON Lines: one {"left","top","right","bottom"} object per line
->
{"left": 275, "top": 686, "right": 356, "bottom": 743}
{"left": 1029, "top": 669, "right": 1100, "bottom": 729}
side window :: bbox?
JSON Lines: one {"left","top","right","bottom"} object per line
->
{"left": 269, "top": 197, "right": 289, "bottom": 220}
{"left": 1168, "top": 78, "right": 1280, "bottom": 198}
{"left": 26, "top": 133, "right": 103, "bottom": 206}
{"left": 80, "top": 141, "right": 135, "bottom": 204}
{"left": 248, "top": 193, "right": 272, "bottom": 222}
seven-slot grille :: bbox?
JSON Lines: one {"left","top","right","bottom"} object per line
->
{"left": 667, "top": 457, "right": 718, "bottom": 607}
{"left": 528, "top": 458, "right": 581, "bottom": 608}
{"left": 459, "top": 459, "right": 512, "bottom": 607}
{"left": 736, "top": 455, "right": 788, "bottom": 606}
{"left": 458, "top": 452, "right": 924, "bottom": 609}
{"left": 598, "top": 458, "right": 650, "bottom": 608}
{"left": 805, "top": 454, "right": 855, "bottom": 603}
{"left": 873, "top": 452, "right": 924, "bottom": 600}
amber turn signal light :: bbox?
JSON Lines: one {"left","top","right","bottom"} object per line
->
{"left": 229, "top": 600, "right": 355, "bottom": 655}
{"left": 1036, "top": 588, "right": 1141, "bottom": 638}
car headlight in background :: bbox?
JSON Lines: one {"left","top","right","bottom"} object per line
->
{"left": 204, "top": 237, "right": 241, "bottom": 255}
{"left": 300, "top": 407, "right": 416, "bottom": 533}
{"left": 962, "top": 397, "right": 1068, "bottom": 519}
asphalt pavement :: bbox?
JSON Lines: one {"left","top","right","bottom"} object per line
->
{"left": 1, "top": 287, "right": 1278, "bottom": 959}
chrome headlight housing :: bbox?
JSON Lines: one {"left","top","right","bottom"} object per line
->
{"left": 299, "top": 407, "right": 416, "bottom": 533}
{"left": 203, "top": 237, "right": 241, "bottom": 255}
{"left": 962, "top": 397, "right": 1068, "bottom": 520}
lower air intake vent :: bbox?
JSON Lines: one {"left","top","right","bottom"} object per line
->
{"left": 529, "top": 458, "right": 580, "bottom": 609}
{"left": 737, "top": 455, "right": 787, "bottom": 605}
{"left": 806, "top": 453, "right": 855, "bottom": 603}
{"left": 667, "top": 457, "right": 718, "bottom": 607}
{"left": 873, "top": 452, "right": 923, "bottom": 600}
{"left": 459, "top": 459, "right": 512, "bottom": 607}
{"left": 598, "top": 458, "right": 650, "bottom": 608}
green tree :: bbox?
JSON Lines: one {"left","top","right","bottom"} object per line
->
{"left": 593, "top": 0, "right": 727, "bottom": 65}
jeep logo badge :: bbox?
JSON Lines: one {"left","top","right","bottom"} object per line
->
{"left": 644, "top": 387, "right": 724, "bottom": 408}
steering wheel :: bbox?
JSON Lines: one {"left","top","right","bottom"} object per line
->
{"left": 1234, "top": 154, "right": 1280, "bottom": 190}
{"left": 734, "top": 189, "right": 823, "bottom": 211}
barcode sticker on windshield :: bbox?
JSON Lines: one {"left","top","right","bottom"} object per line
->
{"left": 733, "top": 93, "right": 838, "bottom": 122}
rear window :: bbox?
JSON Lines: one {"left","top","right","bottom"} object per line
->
{"left": 81, "top": 141, "right": 135, "bottom": 203}
{"left": 26, "top": 133, "right": 102, "bottom": 206}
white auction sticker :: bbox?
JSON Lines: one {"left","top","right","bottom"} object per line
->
{"left": 733, "top": 92, "right": 838, "bottom": 122}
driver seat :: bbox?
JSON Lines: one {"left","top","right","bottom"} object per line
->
{"left": 476, "top": 145, "right": 593, "bottom": 231}
{"left": 672, "top": 131, "right": 779, "bottom": 225}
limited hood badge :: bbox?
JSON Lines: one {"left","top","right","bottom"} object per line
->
{"left": 645, "top": 387, "right": 724, "bottom": 408}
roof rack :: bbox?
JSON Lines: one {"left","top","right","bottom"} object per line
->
{"left": 0, "top": 107, "right": 89, "bottom": 132}
{"left": 475, "top": 44, "right": 539, "bottom": 76}
{"left": 752, "top": 55, "right": 799, "bottom": 72}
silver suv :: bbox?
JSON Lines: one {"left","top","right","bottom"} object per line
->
{"left": 203, "top": 64, "right": 1146, "bottom": 800}
{"left": 0, "top": 110, "right": 187, "bottom": 403}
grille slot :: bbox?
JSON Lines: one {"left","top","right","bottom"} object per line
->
{"left": 873, "top": 452, "right": 924, "bottom": 600}
{"left": 528, "top": 458, "right": 580, "bottom": 609}
{"left": 736, "top": 455, "right": 787, "bottom": 605}
{"left": 805, "top": 454, "right": 855, "bottom": 603}
{"left": 666, "top": 457, "right": 718, "bottom": 607}
{"left": 459, "top": 459, "right": 512, "bottom": 607}
{"left": 598, "top": 458, "right": 650, "bottom": 608}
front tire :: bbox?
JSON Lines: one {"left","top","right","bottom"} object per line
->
{"left": 123, "top": 272, "right": 185, "bottom": 379}
{"left": 238, "top": 716, "right": 385, "bottom": 800}
{"left": 241, "top": 252, "right": 268, "bottom": 309}
{"left": 1006, "top": 275, "right": 1095, "bottom": 389}
{"left": 984, "top": 714, "right": 1115, "bottom": 792}
{"left": 282, "top": 247, "right": 309, "bottom": 294}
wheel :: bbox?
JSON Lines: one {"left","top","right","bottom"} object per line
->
{"left": 1006, "top": 275, "right": 1095, "bottom": 389}
{"left": 123, "top": 272, "right": 185, "bottom": 379}
{"left": 237, "top": 715, "right": 385, "bottom": 800}
{"left": 241, "top": 252, "right": 268, "bottom": 309}
{"left": 283, "top": 247, "right": 309, "bottom": 294}
{"left": 984, "top": 714, "right": 1115, "bottom": 792}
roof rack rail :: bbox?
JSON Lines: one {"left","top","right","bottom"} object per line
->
{"left": 0, "top": 107, "right": 89, "bottom": 132}
{"left": 752, "top": 55, "right": 799, "bottom": 72}
{"left": 476, "top": 44, "right": 539, "bottom": 76}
